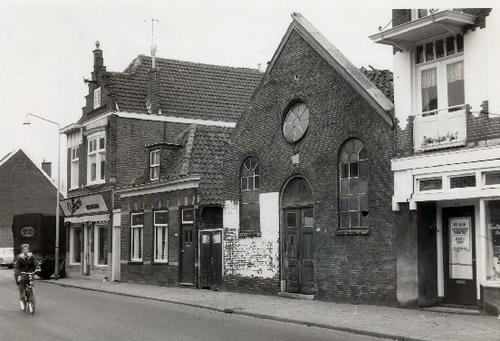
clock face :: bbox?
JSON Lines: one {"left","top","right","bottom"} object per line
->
{"left": 282, "top": 103, "right": 310, "bottom": 143}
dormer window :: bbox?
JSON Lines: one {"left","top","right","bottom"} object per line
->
{"left": 93, "top": 87, "right": 101, "bottom": 109}
{"left": 150, "top": 149, "right": 160, "bottom": 181}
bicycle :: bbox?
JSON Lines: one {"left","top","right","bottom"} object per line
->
{"left": 19, "top": 271, "right": 37, "bottom": 315}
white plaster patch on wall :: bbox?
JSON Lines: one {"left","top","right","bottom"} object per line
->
{"left": 223, "top": 193, "right": 280, "bottom": 279}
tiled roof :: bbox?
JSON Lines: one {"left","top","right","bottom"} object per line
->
{"left": 108, "top": 56, "right": 262, "bottom": 122}
{"left": 132, "top": 125, "right": 231, "bottom": 205}
{"left": 360, "top": 66, "right": 394, "bottom": 103}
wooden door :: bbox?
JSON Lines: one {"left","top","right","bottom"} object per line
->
{"left": 199, "top": 230, "right": 223, "bottom": 289}
{"left": 442, "top": 206, "right": 476, "bottom": 306}
{"left": 180, "top": 224, "right": 195, "bottom": 284}
{"left": 283, "top": 208, "right": 314, "bottom": 294}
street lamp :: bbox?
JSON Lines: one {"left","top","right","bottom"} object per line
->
{"left": 23, "top": 113, "right": 61, "bottom": 280}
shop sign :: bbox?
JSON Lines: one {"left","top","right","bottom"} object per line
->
{"left": 450, "top": 217, "right": 470, "bottom": 251}
{"left": 60, "top": 194, "right": 108, "bottom": 217}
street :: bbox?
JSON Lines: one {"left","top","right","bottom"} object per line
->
{"left": 0, "top": 269, "right": 386, "bottom": 341}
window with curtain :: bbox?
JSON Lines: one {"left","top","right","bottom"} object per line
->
{"left": 339, "top": 138, "right": 368, "bottom": 229}
{"left": 240, "top": 157, "right": 260, "bottom": 235}
{"left": 130, "top": 213, "right": 144, "bottom": 261}
{"left": 154, "top": 211, "right": 168, "bottom": 262}
{"left": 447, "top": 61, "right": 465, "bottom": 108}
{"left": 421, "top": 68, "right": 438, "bottom": 112}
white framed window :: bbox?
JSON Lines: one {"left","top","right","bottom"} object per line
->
{"left": 483, "top": 171, "right": 500, "bottom": 187}
{"left": 154, "top": 211, "right": 168, "bottom": 262}
{"left": 93, "top": 87, "right": 101, "bottom": 109}
{"left": 87, "top": 133, "right": 106, "bottom": 185}
{"left": 70, "top": 146, "right": 79, "bottom": 190}
{"left": 70, "top": 226, "right": 82, "bottom": 265}
{"left": 150, "top": 149, "right": 160, "bottom": 181}
{"left": 414, "top": 35, "right": 464, "bottom": 114}
{"left": 417, "top": 177, "right": 443, "bottom": 192}
{"left": 485, "top": 200, "right": 500, "bottom": 283}
{"left": 416, "top": 56, "right": 464, "bottom": 114}
{"left": 182, "top": 208, "right": 194, "bottom": 224}
{"left": 94, "top": 225, "right": 107, "bottom": 266}
{"left": 130, "top": 213, "right": 144, "bottom": 261}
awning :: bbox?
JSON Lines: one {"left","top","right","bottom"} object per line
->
{"left": 65, "top": 214, "right": 110, "bottom": 224}
{"left": 370, "top": 11, "right": 477, "bottom": 49}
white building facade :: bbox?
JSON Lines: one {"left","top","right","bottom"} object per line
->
{"left": 371, "top": 8, "right": 500, "bottom": 315}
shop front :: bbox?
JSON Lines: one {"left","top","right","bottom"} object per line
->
{"left": 61, "top": 192, "right": 111, "bottom": 279}
{"left": 393, "top": 147, "right": 500, "bottom": 314}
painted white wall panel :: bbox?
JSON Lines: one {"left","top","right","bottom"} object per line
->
{"left": 464, "top": 26, "right": 487, "bottom": 114}
{"left": 393, "top": 50, "right": 413, "bottom": 126}
{"left": 223, "top": 192, "right": 280, "bottom": 279}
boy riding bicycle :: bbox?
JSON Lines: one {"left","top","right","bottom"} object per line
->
{"left": 14, "top": 244, "right": 39, "bottom": 310}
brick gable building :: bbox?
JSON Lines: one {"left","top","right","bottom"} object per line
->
{"left": 0, "top": 149, "right": 57, "bottom": 248}
{"left": 61, "top": 43, "right": 261, "bottom": 285}
{"left": 222, "top": 13, "right": 397, "bottom": 304}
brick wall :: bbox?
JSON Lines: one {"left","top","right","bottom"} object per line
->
{"left": 0, "top": 150, "right": 57, "bottom": 247}
{"left": 223, "top": 30, "right": 397, "bottom": 304}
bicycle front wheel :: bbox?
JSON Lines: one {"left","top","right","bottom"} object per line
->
{"left": 26, "top": 288, "right": 35, "bottom": 315}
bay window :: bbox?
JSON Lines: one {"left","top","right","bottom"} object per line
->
{"left": 87, "top": 133, "right": 106, "bottom": 184}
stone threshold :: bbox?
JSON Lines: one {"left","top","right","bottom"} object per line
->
{"left": 278, "top": 292, "right": 315, "bottom": 300}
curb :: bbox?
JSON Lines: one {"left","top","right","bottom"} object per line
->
{"left": 42, "top": 280, "right": 427, "bottom": 341}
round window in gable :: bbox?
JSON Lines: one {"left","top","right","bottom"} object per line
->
{"left": 282, "top": 102, "right": 310, "bottom": 143}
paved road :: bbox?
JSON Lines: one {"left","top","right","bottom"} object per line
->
{"left": 0, "top": 268, "right": 387, "bottom": 341}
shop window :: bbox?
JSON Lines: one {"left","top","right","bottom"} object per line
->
{"left": 419, "top": 178, "right": 442, "bottom": 191}
{"left": 154, "top": 211, "right": 168, "bottom": 262}
{"left": 70, "top": 147, "right": 79, "bottom": 190}
{"left": 240, "top": 157, "right": 260, "bottom": 235}
{"left": 484, "top": 171, "right": 500, "bottom": 186}
{"left": 450, "top": 175, "right": 476, "bottom": 189}
{"left": 130, "top": 213, "right": 144, "bottom": 261}
{"left": 70, "top": 226, "right": 82, "bottom": 265}
{"left": 339, "top": 138, "right": 368, "bottom": 229}
{"left": 150, "top": 149, "right": 160, "bottom": 181}
{"left": 94, "top": 225, "right": 107, "bottom": 266}
{"left": 87, "top": 133, "right": 106, "bottom": 184}
{"left": 486, "top": 200, "right": 500, "bottom": 282}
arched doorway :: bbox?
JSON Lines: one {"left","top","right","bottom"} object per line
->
{"left": 281, "top": 176, "right": 314, "bottom": 294}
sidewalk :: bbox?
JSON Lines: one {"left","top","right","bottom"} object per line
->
{"left": 43, "top": 277, "right": 499, "bottom": 341}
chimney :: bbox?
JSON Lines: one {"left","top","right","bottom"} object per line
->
{"left": 147, "top": 68, "right": 161, "bottom": 115}
{"left": 42, "top": 161, "right": 52, "bottom": 177}
{"left": 93, "top": 41, "right": 103, "bottom": 71}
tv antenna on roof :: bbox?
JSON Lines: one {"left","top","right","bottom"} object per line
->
{"left": 151, "top": 19, "right": 160, "bottom": 69}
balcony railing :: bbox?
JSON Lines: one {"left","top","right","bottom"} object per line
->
{"left": 413, "top": 105, "right": 467, "bottom": 152}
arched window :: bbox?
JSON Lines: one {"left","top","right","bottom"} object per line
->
{"left": 240, "top": 157, "right": 260, "bottom": 235}
{"left": 339, "top": 138, "right": 368, "bottom": 229}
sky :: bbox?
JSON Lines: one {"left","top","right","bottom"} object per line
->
{"left": 0, "top": 0, "right": 496, "bottom": 193}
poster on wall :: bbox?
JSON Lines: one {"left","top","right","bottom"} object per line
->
{"left": 450, "top": 217, "right": 471, "bottom": 251}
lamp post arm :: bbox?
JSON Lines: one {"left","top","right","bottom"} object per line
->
{"left": 26, "top": 113, "right": 61, "bottom": 129}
